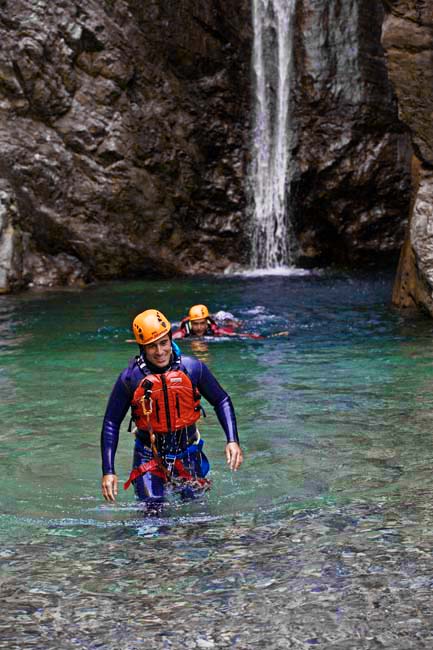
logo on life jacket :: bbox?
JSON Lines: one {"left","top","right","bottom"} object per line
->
{"left": 131, "top": 369, "right": 201, "bottom": 434}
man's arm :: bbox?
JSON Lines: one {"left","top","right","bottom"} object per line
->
{"left": 100, "top": 373, "right": 132, "bottom": 501}
{"left": 185, "top": 358, "right": 243, "bottom": 470}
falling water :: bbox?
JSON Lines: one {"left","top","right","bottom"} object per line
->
{"left": 250, "top": 0, "right": 297, "bottom": 270}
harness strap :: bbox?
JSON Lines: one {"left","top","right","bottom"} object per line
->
{"left": 123, "top": 459, "right": 166, "bottom": 489}
{"left": 123, "top": 456, "right": 211, "bottom": 491}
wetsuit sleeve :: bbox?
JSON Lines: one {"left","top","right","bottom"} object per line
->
{"left": 194, "top": 360, "right": 239, "bottom": 444}
{"left": 100, "top": 373, "right": 133, "bottom": 475}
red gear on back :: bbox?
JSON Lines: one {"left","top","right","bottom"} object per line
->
{"left": 209, "top": 322, "right": 236, "bottom": 336}
{"left": 131, "top": 369, "right": 201, "bottom": 433}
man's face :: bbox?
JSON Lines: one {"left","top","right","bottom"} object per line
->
{"left": 190, "top": 318, "right": 208, "bottom": 336}
{"left": 144, "top": 334, "right": 172, "bottom": 368}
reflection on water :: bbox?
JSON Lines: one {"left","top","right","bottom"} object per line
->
{"left": 190, "top": 338, "right": 211, "bottom": 361}
{"left": 1, "top": 272, "right": 433, "bottom": 648}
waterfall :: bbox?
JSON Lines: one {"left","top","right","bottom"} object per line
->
{"left": 250, "top": 0, "right": 297, "bottom": 270}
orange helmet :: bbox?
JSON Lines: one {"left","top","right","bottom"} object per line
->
{"left": 188, "top": 304, "right": 209, "bottom": 321}
{"left": 132, "top": 309, "right": 171, "bottom": 345}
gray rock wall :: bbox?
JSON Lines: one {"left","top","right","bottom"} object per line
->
{"left": 0, "top": 0, "right": 252, "bottom": 291}
{"left": 0, "top": 0, "right": 421, "bottom": 292}
{"left": 289, "top": 0, "right": 412, "bottom": 266}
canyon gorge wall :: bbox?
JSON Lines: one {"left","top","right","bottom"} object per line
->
{"left": 290, "top": 0, "right": 411, "bottom": 267}
{"left": 0, "top": 0, "right": 252, "bottom": 291}
{"left": 383, "top": 1, "right": 433, "bottom": 316}
{"left": 0, "top": 0, "right": 427, "bottom": 294}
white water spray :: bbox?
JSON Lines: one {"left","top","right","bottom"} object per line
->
{"left": 250, "top": 0, "right": 297, "bottom": 269}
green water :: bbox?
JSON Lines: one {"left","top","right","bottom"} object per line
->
{"left": 1, "top": 272, "right": 433, "bottom": 649}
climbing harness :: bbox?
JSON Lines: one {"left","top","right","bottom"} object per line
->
{"left": 123, "top": 431, "right": 211, "bottom": 491}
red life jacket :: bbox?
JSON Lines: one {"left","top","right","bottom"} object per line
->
{"left": 131, "top": 369, "right": 201, "bottom": 434}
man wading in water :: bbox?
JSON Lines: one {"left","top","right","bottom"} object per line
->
{"left": 101, "top": 309, "right": 243, "bottom": 510}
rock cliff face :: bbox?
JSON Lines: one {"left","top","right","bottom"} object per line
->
{"left": 0, "top": 0, "right": 252, "bottom": 291}
{"left": 0, "top": 0, "right": 419, "bottom": 292}
{"left": 290, "top": 0, "right": 412, "bottom": 267}
{"left": 384, "top": 1, "right": 433, "bottom": 315}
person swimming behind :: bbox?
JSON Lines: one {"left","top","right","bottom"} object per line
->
{"left": 172, "top": 304, "right": 266, "bottom": 340}
{"left": 172, "top": 304, "right": 236, "bottom": 339}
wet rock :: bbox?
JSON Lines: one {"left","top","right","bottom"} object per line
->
{"left": 382, "top": 0, "right": 433, "bottom": 165}
{"left": 290, "top": 0, "right": 411, "bottom": 266}
{"left": 0, "top": 0, "right": 252, "bottom": 292}
{"left": 0, "top": 182, "right": 23, "bottom": 293}
{"left": 384, "top": 1, "right": 433, "bottom": 315}
{"left": 393, "top": 165, "right": 433, "bottom": 315}
{"left": 24, "top": 250, "right": 90, "bottom": 288}
{"left": 0, "top": 0, "right": 424, "bottom": 290}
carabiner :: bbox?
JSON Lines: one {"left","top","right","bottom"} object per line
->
{"left": 141, "top": 395, "right": 153, "bottom": 416}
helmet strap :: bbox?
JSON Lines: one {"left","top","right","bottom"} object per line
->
{"left": 137, "top": 351, "right": 175, "bottom": 375}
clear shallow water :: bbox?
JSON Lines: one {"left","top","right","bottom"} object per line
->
{"left": 1, "top": 271, "right": 433, "bottom": 649}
